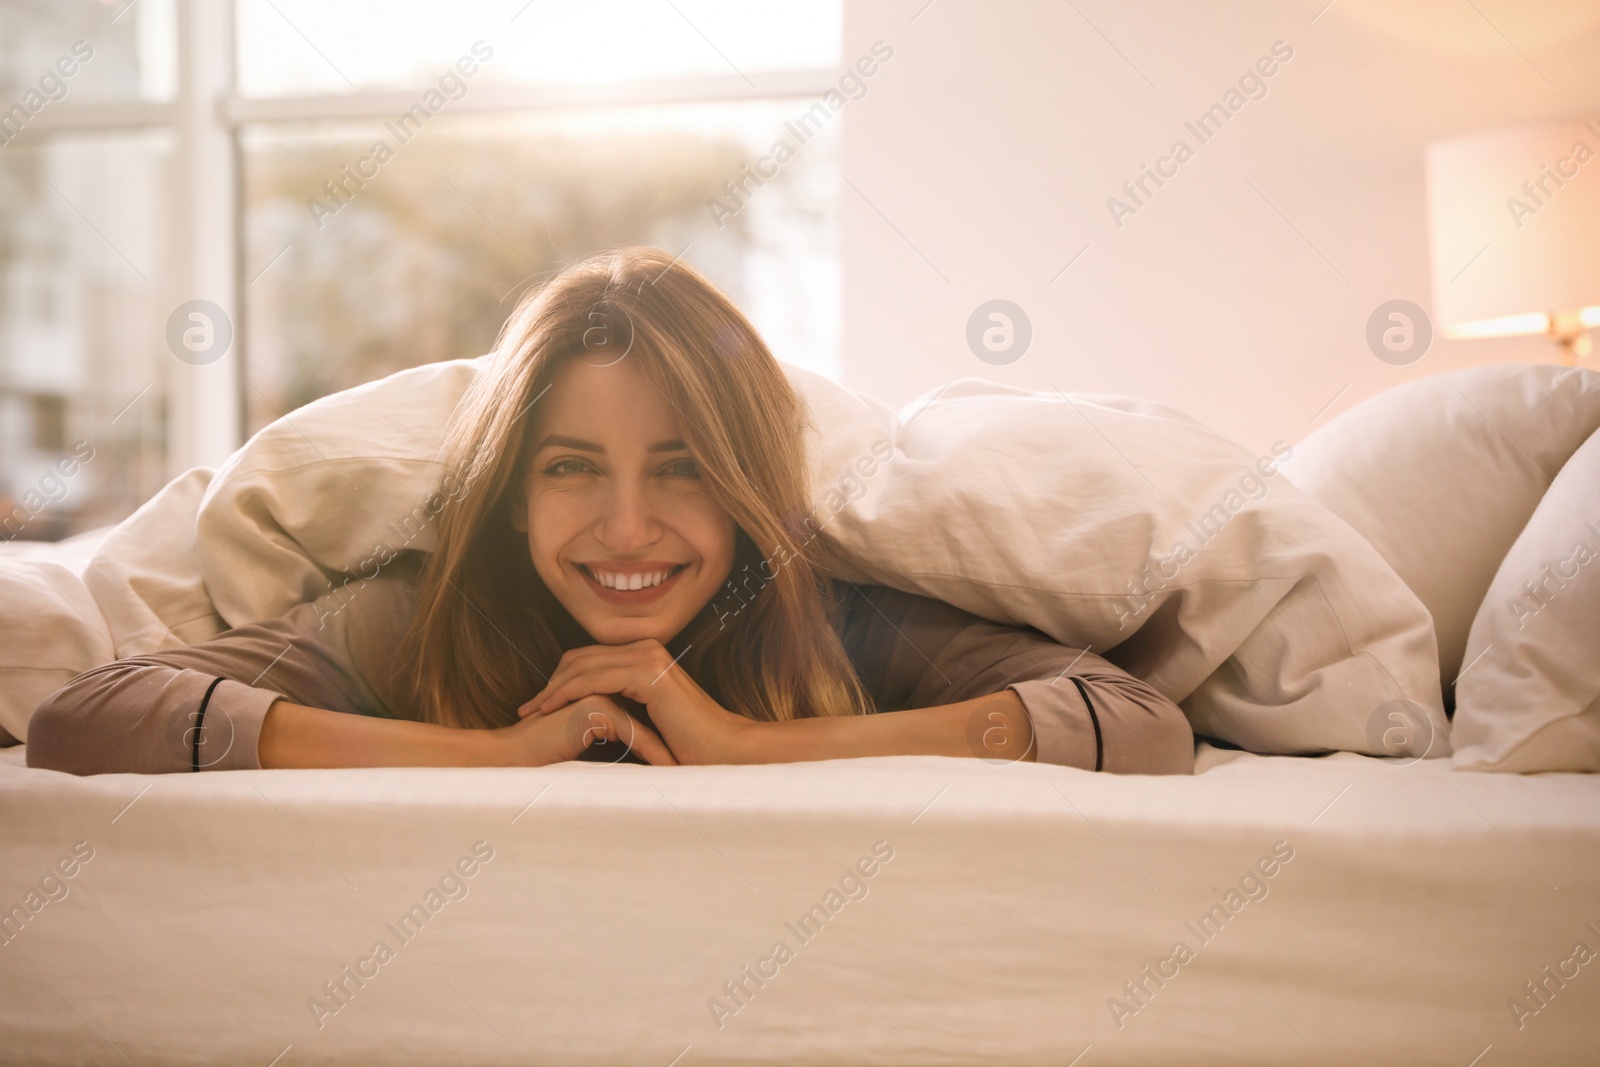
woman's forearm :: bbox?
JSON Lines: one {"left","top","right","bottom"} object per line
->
{"left": 730, "top": 691, "right": 1037, "bottom": 765}
{"left": 259, "top": 701, "right": 502, "bottom": 769}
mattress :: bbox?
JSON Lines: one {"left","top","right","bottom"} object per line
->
{"left": 3, "top": 743, "right": 1597, "bottom": 1065}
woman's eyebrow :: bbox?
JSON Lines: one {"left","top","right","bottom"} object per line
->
{"left": 533, "top": 434, "right": 688, "bottom": 453}
{"left": 647, "top": 438, "right": 689, "bottom": 454}
{"left": 534, "top": 434, "right": 601, "bottom": 452}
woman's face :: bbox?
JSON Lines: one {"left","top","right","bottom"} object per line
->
{"left": 515, "top": 354, "right": 738, "bottom": 646}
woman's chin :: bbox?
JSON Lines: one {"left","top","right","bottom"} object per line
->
{"left": 579, "top": 615, "right": 681, "bottom": 647}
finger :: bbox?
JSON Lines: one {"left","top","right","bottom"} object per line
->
{"left": 564, "top": 702, "right": 676, "bottom": 767}
{"left": 618, "top": 715, "right": 678, "bottom": 767}
{"left": 527, "top": 646, "right": 661, "bottom": 715}
{"left": 534, "top": 662, "right": 663, "bottom": 717}
{"left": 524, "top": 655, "right": 630, "bottom": 713}
{"left": 518, "top": 694, "right": 566, "bottom": 719}
{"left": 554, "top": 700, "right": 628, "bottom": 763}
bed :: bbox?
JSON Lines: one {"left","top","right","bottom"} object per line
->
{"left": 3, "top": 742, "right": 1597, "bottom": 1065}
{"left": 4, "top": 359, "right": 1599, "bottom": 1063}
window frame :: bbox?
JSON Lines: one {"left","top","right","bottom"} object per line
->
{"left": 14, "top": 0, "right": 839, "bottom": 476}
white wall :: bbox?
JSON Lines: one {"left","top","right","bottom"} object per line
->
{"left": 841, "top": 0, "right": 1600, "bottom": 454}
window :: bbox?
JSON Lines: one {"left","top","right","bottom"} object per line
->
{"left": 0, "top": 0, "right": 175, "bottom": 541}
{"left": 2, "top": 0, "right": 841, "bottom": 538}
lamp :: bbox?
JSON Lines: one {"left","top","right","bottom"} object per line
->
{"left": 1427, "top": 115, "right": 1600, "bottom": 364}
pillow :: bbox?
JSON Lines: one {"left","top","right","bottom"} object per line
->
{"left": 1278, "top": 364, "right": 1600, "bottom": 704}
{"left": 821, "top": 378, "right": 1445, "bottom": 757}
{"left": 0, "top": 559, "right": 110, "bottom": 743}
{"left": 195, "top": 360, "right": 486, "bottom": 626}
{"left": 193, "top": 361, "right": 1444, "bottom": 758}
{"left": 0, "top": 469, "right": 222, "bottom": 742}
{"left": 1452, "top": 427, "right": 1600, "bottom": 771}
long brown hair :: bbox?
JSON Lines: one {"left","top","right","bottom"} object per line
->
{"left": 401, "top": 246, "right": 874, "bottom": 729}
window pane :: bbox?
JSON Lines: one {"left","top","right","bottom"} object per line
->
{"left": 0, "top": 0, "right": 176, "bottom": 107}
{"left": 0, "top": 133, "right": 170, "bottom": 542}
{"left": 236, "top": 0, "right": 840, "bottom": 97}
{"left": 240, "top": 102, "right": 838, "bottom": 432}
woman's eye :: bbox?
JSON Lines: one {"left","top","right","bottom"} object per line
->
{"left": 662, "top": 459, "right": 701, "bottom": 479}
{"left": 544, "top": 459, "right": 590, "bottom": 476}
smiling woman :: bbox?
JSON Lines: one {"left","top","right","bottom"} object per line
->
{"left": 518, "top": 387, "right": 733, "bottom": 630}
{"left": 25, "top": 248, "right": 1194, "bottom": 775}
{"left": 404, "top": 246, "right": 876, "bottom": 742}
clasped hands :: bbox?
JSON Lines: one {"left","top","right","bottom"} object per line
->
{"left": 496, "top": 640, "right": 755, "bottom": 766}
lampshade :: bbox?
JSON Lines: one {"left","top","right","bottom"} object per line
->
{"left": 1426, "top": 115, "right": 1600, "bottom": 355}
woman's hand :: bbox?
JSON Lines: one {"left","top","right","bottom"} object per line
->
{"left": 495, "top": 693, "right": 678, "bottom": 766}
{"left": 518, "top": 640, "right": 759, "bottom": 765}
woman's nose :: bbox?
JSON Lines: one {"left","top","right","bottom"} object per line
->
{"left": 596, "top": 478, "right": 659, "bottom": 549}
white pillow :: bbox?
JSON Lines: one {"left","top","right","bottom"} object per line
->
{"left": 822, "top": 378, "right": 1444, "bottom": 756}
{"left": 193, "top": 361, "right": 1444, "bottom": 758}
{"left": 0, "top": 559, "right": 110, "bottom": 743}
{"left": 1452, "top": 427, "right": 1600, "bottom": 771}
{"left": 195, "top": 360, "right": 486, "bottom": 625}
{"left": 1278, "top": 364, "right": 1600, "bottom": 702}
{"left": 0, "top": 470, "right": 222, "bottom": 742}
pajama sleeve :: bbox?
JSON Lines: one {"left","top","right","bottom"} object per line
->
{"left": 25, "top": 573, "right": 419, "bottom": 775}
{"left": 834, "top": 581, "right": 1194, "bottom": 774}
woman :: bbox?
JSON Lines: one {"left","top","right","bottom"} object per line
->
{"left": 27, "top": 248, "right": 1192, "bottom": 775}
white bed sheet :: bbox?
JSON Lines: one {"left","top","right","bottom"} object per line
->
{"left": 1, "top": 744, "right": 1597, "bottom": 1066}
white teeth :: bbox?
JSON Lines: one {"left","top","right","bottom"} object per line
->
{"left": 589, "top": 567, "right": 673, "bottom": 590}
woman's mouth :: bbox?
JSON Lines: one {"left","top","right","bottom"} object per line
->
{"left": 577, "top": 562, "right": 689, "bottom": 606}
